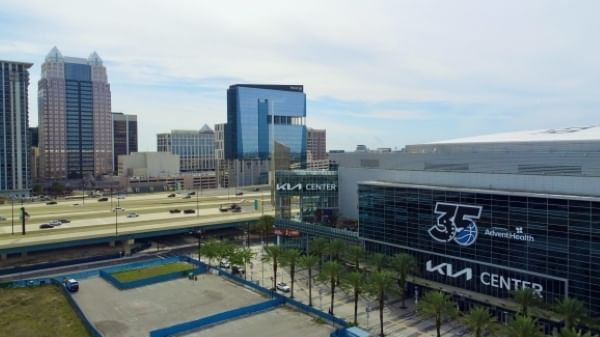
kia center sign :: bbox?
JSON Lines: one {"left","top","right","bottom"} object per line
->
{"left": 276, "top": 183, "right": 337, "bottom": 192}
{"left": 422, "top": 256, "right": 567, "bottom": 301}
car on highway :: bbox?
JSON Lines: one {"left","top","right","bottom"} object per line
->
{"left": 59, "top": 219, "right": 70, "bottom": 224}
{"left": 183, "top": 209, "right": 195, "bottom": 214}
{"left": 46, "top": 201, "right": 57, "bottom": 205}
{"left": 253, "top": 187, "right": 260, "bottom": 192}
{"left": 230, "top": 203, "right": 241, "bottom": 212}
{"left": 276, "top": 282, "right": 290, "bottom": 293}
{"left": 188, "top": 192, "right": 196, "bottom": 196}
{"left": 235, "top": 192, "right": 244, "bottom": 196}
{"left": 169, "top": 209, "right": 181, "bottom": 214}
{"left": 231, "top": 206, "right": 241, "bottom": 213}
{"left": 117, "top": 195, "right": 126, "bottom": 199}
{"left": 39, "top": 224, "right": 54, "bottom": 229}
{"left": 219, "top": 205, "right": 229, "bottom": 212}
{"left": 183, "top": 195, "right": 191, "bottom": 199}
{"left": 112, "top": 207, "right": 125, "bottom": 212}
{"left": 0, "top": 216, "right": 6, "bottom": 221}
{"left": 48, "top": 220, "right": 62, "bottom": 226}
{"left": 127, "top": 212, "right": 139, "bottom": 218}
{"left": 72, "top": 203, "right": 80, "bottom": 207}
{"left": 97, "top": 197, "right": 109, "bottom": 202}
{"left": 167, "top": 193, "right": 176, "bottom": 198}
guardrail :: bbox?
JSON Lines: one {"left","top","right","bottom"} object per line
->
{"left": 0, "top": 252, "right": 121, "bottom": 276}
{"left": 149, "top": 298, "right": 284, "bottom": 337}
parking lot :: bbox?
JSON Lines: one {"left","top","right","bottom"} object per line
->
{"left": 72, "top": 274, "right": 267, "bottom": 337}
{"left": 183, "top": 307, "right": 335, "bottom": 337}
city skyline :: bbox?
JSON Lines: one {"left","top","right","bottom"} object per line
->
{"left": 1, "top": 0, "right": 599, "bottom": 151}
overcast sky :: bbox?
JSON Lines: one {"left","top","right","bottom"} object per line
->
{"left": 1, "top": 0, "right": 599, "bottom": 151}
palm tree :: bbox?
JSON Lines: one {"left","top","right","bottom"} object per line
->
{"left": 346, "top": 244, "right": 365, "bottom": 271}
{"left": 199, "top": 239, "right": 219, "bottom": 267}
{"left": 554, "top": 297, "right": 587, "bottom": 330}
{"left": 309, "top": 237, "right": 328, "bottom": 271}
{"left": 254, "top": 215, "right": 275, "bottom": 246}
{"left": 341, "top": 271, "right": 365, "bottom": 325}
{"left": 281, "top": 248, "right": 301, "bottom": 298}
{"left": 390, "top": 253, "right": 417, "bottom": 309}
{"left": 367, "top": 271, "right": 398, "bottom": 337}
{"left": 327, "top": 239, "right": 346, "bottom": 261}
{"left": 504, "top": 315, "right": 544, "bottom": 337}
{"left": 463, "top": 306, "right": 500, "bottom": 337}
{"left": 298, "top": 254, "right": 319, "bottom": 306}
{"left": 553, "top": 327, "right": 598, "bottom": 337}
{"left": 512, "top": 288, "right": 541, "bottom": 316}
{"left": 370, "top": 253, "right": 387, "bottom": 272}
{"left": 319, "top": 260, "right": 343, "bottom": 316}
{"left": 237, "top": 248, "right": 256, "bottom": 280}
{"left": 417, "top": 291, "right": 458, "bottom": 337}
{"left": 262, "top": 245, "right": 283, "bottom": 290}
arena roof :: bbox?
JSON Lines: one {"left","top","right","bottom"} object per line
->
{"left": 431, "top": 125, "right": 600, "bottom": 144}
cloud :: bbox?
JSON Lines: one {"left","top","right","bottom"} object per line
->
{"left": 0, "top": 0, "right": 599, "bottom": 150}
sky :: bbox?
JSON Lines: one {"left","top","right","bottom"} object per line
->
{"left": 1, "top": 0, "right": 599, "bottom": 151}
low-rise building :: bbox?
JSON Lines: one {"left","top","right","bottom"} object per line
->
{"left": 118, "top": 152, "right": 179, "bottom": 177}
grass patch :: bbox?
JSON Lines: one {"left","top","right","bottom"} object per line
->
{"left": 0, "top": 285, "right": 90, "bottom": 337}
{"left": 111, "top": 262, "right": 193, "bottom": 282}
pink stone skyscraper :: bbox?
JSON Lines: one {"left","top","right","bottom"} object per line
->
{"left": 38, "top": 47, "right": 112, "bottom": 180}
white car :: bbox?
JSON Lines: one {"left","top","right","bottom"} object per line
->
{"left": 127, "top": 212, "right": 139, "bottom": 218}
{"left": 48, "top": 220, "right": 62, "bottom": 226}
{"left": 219, "top": 260, "right": 231, "bottom": 269}
{"left": 276, "top": 282, "right": 290, "bottom": 292}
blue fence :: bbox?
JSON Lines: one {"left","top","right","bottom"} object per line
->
{"left": 0, "top": 253, "right": 121, "bottom": 276}
{"left": 149, "top": 298, "right": 284, "bottom": 337}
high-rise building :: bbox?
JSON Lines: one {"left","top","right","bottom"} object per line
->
{"left": 0, "top": 60, "right": 32, "bottom": 197}
{"left": 156, "top": 125, "right": 215, "bottom": 172}
{"left": 307, "top": 128, "right": 326, "bottom": 161}
{"left": 214, "top": 123, "right": 226, "bottom": 161}
{"left": 112, "top": 112, "right": 138, "bottom": 173}
{"left": 225, "top": 84, "right": 307, "bottom": 163}
{"left": 38, "top": 47, "right": 112, "bottom": 180}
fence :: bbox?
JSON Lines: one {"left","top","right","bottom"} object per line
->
{"left": 0, "top": 253, "right": 121, "bottom": 276}
{"left": 149, "top": 298, "right": 284, "bottom": 337}
{"left": 56, "top": 279, "right": 103, "bottom": 337}
{"left": 99, "top": 256, "right": 207, "bottom": 290}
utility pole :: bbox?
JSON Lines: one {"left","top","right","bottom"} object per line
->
{"left": 11, "top": 198, "right": 14, "bottom": 235}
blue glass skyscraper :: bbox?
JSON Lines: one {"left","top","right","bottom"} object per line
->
{"left": 225, "top": 84, "right": 307, "bottom": 163}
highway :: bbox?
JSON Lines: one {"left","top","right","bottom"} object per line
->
{"left": 0, "top": 188, "right": 274, "bottom": 255}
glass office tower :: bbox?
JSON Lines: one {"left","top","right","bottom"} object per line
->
{"left": 225, "top": 84, "right": 307, "bottom": 163}
{"left": 112, "top": 112, "right": 138, "bottom": 172}
{"left": 38, "top": 47, "right": 112, "bottom": 180}
{"left": 0, "top": 60, "right": 32, "bottom": 197}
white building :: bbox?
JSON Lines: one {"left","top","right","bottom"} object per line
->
{"left": 118, "top": 152, "right": 179, "bottom": 177}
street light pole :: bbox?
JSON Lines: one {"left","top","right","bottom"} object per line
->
{"left": 115, "top": 197, "right": 119, "bottom": 236}
{"left": 11, "top": 198, "right": 14, "bottom": 235}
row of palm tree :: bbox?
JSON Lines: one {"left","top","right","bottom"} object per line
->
{"left": 198, "top": 239, "right": 255, "bottom": 280}
{"left": 418, "top": 288, "right": 598, "bottom": 337}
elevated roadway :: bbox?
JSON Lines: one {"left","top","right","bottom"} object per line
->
{"left": 0, "top": 189, "right": 273, "bottom": 257}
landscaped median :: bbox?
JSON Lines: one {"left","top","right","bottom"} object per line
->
{"left": 100, "top": 259, "right": 206, "bottom": 290}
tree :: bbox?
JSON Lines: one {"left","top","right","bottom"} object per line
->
{"left": 554, "top": 297, "right": 587, "bottom": 330}
{"left": 215, "top": 242, "right": 235, "bottom": 267}
{"left": 199, "top": 239, "right": 220, "bottom": 267}
{"left": 390, "top": 253, "right": 417, "bottom": 309}
{"left": 327, "top": 239, "right": 346, "bottom": 262}
{"left": 346, "top": 244, "right": 365, "bottom": 271}
{"left": 262, "top": 245, "right": 283, "bottom": 290}
{"left": 309, "top": 237, "right": 329, "bottom": 271}
{"left": 367, "top": 271, "right": 398, "bottom": 337}
{"left": 463, "top": 306, "right": 500, "bottom": 337}
{"left": 281, "top": 248, "right": 301, "bottom": 298}
{"left": 298, "top": 254, "right": 319, "bottom": 306}
{"left": 417, "top": 291, "right": 458, "bottom": 337}
{"left": 512, "top": 288, "right": 541, "bottom": 316}
{"left": 504, "top": 315, "right": 544, "bottom": 337}
{"left": 341, "top": 271, "right": 366, "bottom": 325}
{"left": 254, "top": 215, "right": 275, "bottom": 246}
{"left": 553, "top": 327, "right": 598, "bottom": 337}
{"left": 369, "top": 253, "right": 387, "bottom": 272}
{"left": 319, "top": 261, "right": 343, "bottom": 316}
{"left": 230, "top": 248, "right": 255, "bottom": 280}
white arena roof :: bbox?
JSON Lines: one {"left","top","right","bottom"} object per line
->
{"left": 431, "top": 125, "right": 600, "bottom": 144}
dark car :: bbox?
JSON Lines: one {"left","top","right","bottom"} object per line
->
{"left": 219, "top": 205, "right": 229, "bottom": 212}
{"left": 235, "top": 192, "right": 244, "bottom": 196}
{"left": 59, "top": 219, "right": 70, "bottom": 224}
{"left": 46, "top": 201, "right": 57, "bottom": 205}
{"left": 39, "top": 224, "right": 53, "bottom": 229}
{"left": 183, "top": 195, "right": 191, "bottom": 199}
{"left": 231, "top": 206, "right": 242, "bottom": 213}
{"left": 183, "top": 209, "right": 195, "bottom": 214}
{"left": 97, "top": 197, "right": 109, "bottom": 202}
{"left": 253, "top": 187, "right": 260, "bottom": 192}
{"left": 230, "top": 203, "right": 241, "bottom": 210}
{"left": 168, "top": 193, "right": 176, "bottom": 198}
{"left": 169, "top": 209, "right": 181, "bottom": 214}
{"left": 188, "top": 191, "right": 196, "bottom": 196}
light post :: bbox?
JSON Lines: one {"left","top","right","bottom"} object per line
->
{"left": 196, "top": 184, "right": 199, "bottom": 217}
{"left": 11, "top": 197, "right": 14, "bottom": 235}
{"left": 115, "top": 197, "right": 119, "bottom": 236}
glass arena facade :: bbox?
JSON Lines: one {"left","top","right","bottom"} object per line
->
{"left": 358, "top": 182, "right": 599, "bottom": 316}
{"left": 325, "top": 127, "right": 600, "bottom": 322}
